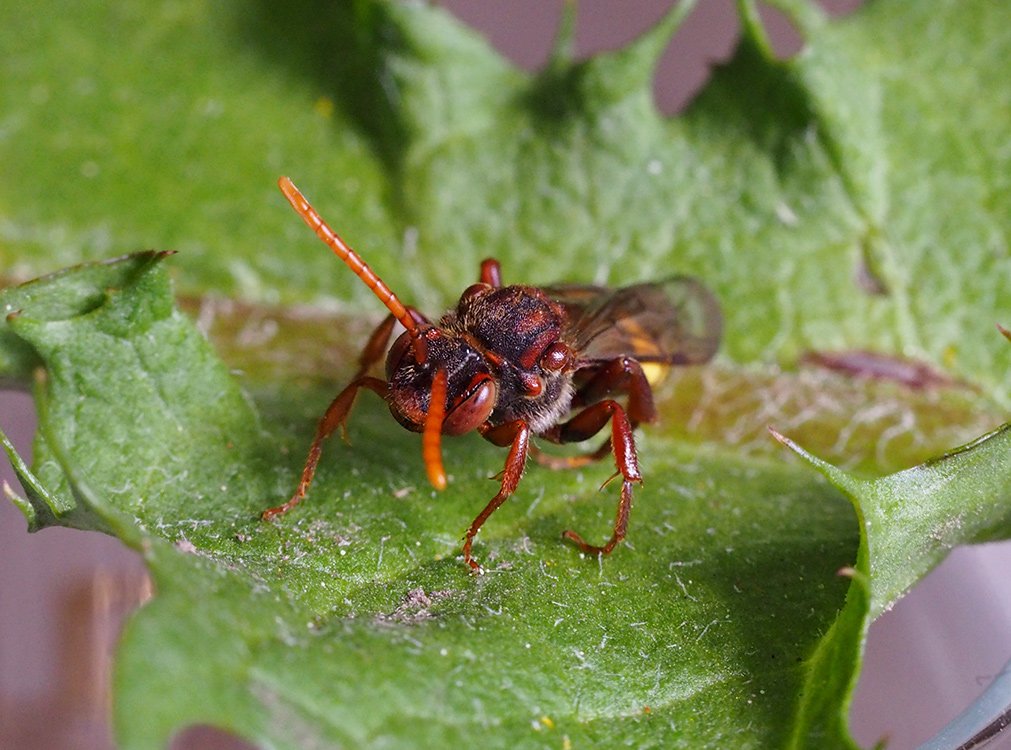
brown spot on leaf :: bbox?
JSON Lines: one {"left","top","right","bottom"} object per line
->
{"left": 855, "top": 257, "right": 889, "bottom": 296}
{"left": 375, "top": 587, "right": 454, "bottom": 626}
{"left": 800, "top": 350, "right": 967, "bottom": 391}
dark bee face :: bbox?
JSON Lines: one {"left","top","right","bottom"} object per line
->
{"left": 385, "top": 331, "right": 497, "bottom": 435}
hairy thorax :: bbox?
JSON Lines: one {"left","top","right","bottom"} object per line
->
{"left": 444, "top": 285, "right": 575, "bottom": 434}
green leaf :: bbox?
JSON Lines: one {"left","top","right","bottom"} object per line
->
{"left": 2, "top": 0, "right": 1008, "bottom": 399}
{"left": 777, "top": 424, "right": 1011, "bottom": 618}
{"left": 773, "top": 423, "right": 1011, "bottom": 746}
{"left": 2, "top": 254, "right": 859, "bottom": 748}
{"left": 1, "top": 0, "right": 1009, "bottom": 747}
{"left": 1, "top": 254, "right": 271, "bottom": 531}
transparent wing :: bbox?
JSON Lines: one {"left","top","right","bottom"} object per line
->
{"left": 549, "top": 276, "right": 722, "bottom": 367}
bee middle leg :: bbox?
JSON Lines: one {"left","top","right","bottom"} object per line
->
{"left": 541, "top": 400, "right": 643, "bottom": 557}
{"left": 529, "top": 439, "right": 613, "bottom": 470}
{"left": 531, "top": 356, "right": 655, "bottom": 470}
{"left": 571, "top": 356, "right": 657, "bottom": 423}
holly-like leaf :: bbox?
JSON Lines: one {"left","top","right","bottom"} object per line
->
{"left": 2, "top": 0, "right": 1008, "bottom": 399}
{"left": 1, "top": 0, "right": 1009, "bottom": 748}
{"left": 776, "top": 424, "right": 1011, "bottom": 618}
{"left": 2, "top": 253, "right": 861, "bottom": 748}
{"left": 773, "top": 423, "right": 1011, "bottom": 746}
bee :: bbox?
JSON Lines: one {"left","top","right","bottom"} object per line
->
{"left": 262, "top": 177, "right": 722, "bottom": 572}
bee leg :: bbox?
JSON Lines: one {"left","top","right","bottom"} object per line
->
{"left": 532, "top": 358, "right": 656, "bottom": 470}
{"left": 529, "top": 439, "right": 613, "bottom": 470}
{"left": 263, "top": 308, "right": 428, "bottom": 521}
{"left": 571, "top": 356, "right": 657, "bottom": 423}
{"left": 550, "top": 400, "right": 642, "bottom": 556}
{"left": 350, "top": 314, "right": 397, "bottom": 379}
{"left": 351, "top": 306, "right": 429, "bottom": 379}
{"left": 464, "top": 420, "right": 530, "bottom": 571}
{"left": 261, "top": 376, "right": 387, "bottom": 521}
{"left": 479, "top": 258, "right": 503, "bottom": 288}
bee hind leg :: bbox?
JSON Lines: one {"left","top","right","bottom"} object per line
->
{"left": 529, "top": 439, "right": 612, "bottom": 470}
{"left": 478, "top": 258, "right": 503, "bottom": 287}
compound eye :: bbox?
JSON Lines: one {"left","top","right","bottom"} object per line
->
{"left": 458, "top": 283, "right": 491, "bottom": 307}
{"left": 443, "top": 376, "right": 497, "bottom": 435}
{"left": 385, "top": 331, "right": 415, "bottom": 379}
{"left": 539, "top": 342, "right": 572, "bottom": 372}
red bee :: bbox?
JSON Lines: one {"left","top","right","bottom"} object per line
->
{"left": 262, "top": 177, "right": 722, "bottom": 571}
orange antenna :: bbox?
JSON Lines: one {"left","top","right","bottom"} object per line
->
{"left": 278, "top": 176, "right": 427, "bottom": 362}
{"left": 422, "top": 368, "right": 449, "bottom": 491}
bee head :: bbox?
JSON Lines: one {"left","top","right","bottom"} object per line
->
{"left": 385, "top": 329, "right": 498, "bottom": 490}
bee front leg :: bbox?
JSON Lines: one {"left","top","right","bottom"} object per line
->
{"left": 263, "top": 309, "right": 428, "bottom": 521}
{"left": 550, "top": 400, "right": 643, "bottom": 557}
{"left": 262, "top": 376, "right": 387, "bottom": 521}
{"left": 464, "top": 420, "right": 530, "bottom": 571}
{"left": 351, "top": 306, "right": 429, "bottom": 379}
{"left": 351, "top": 314, "right": 397, "bottom": 379}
